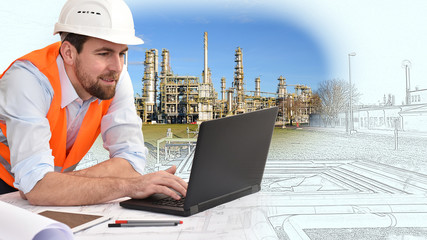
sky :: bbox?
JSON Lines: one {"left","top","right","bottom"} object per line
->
{"left": 124, "top": 1, "right": 329, "bottom": 99}
{"left": 2, "top": 0, "right": 427, "bottom": 105}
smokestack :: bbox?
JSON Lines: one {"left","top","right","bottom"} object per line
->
{"left": 204, "top": 32, "right": 208, "bottom": 84}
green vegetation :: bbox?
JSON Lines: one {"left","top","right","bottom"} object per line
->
{"left": 142, "top": 124, "right": 299, "bottom": 146}
{"left": 142, "top": 124, "right": 199, "bottom": 146}
{"left": 140, "top": 124, "right": 427, "bottom": 173}
{"left": 142, "top": 124, "right": 299, "bottom": 147}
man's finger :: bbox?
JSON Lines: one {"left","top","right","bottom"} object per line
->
{"left": 156, "top": 173, "right": 188, "bottom": 197}
{"left": 165, "top": 165, "right": 177, "bottom": 174}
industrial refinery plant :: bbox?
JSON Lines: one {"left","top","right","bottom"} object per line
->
{"left": 134, "top": 32, "right": 317, "bottom": 124}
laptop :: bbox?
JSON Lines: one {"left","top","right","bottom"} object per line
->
{"left": 120, "top": 107, "right": 279, "bottom": 216}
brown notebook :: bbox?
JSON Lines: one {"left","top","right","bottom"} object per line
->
{"left": 39, "top": 210, "right": 110, "bottom": 233}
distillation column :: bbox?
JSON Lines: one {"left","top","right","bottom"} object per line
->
{"left": 234, "top": 47, "right": 245, "bottom": 113}
{"left": 227, "top": 89, "right": 234, "bottom": 114}
{"left": 221, "top": 77, "right": 226, "bottom": 101}
{"left": 277, "top": 75, "right": 287, "bottom": 98}
{"left": 255, "top": 77, "right": 261, "bottom": 98}
{"left": 142, "top": 49, "right": 158, "bottom": 122}
{"left": 220, "top": 77, "right": 227, "bottom": 116}
{"left": 159, "top": 49, "right": 176, "bottom": 122}
{"left": 277, "top": 75, "right": 287, "bottom": 125}
{"left": 161, "top": 49, "right": 172, "bottom": 76}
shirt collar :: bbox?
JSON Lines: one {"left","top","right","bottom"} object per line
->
{"left": 56, "top": 55, "right": 100, "bottom": 108}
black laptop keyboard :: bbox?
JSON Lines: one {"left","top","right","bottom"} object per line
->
{"left": 153, "top": 197, "right": 186, "bottom": 208}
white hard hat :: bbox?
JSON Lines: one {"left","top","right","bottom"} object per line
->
{"left": 54, "top": 0, "right": 143, "bottom": 45}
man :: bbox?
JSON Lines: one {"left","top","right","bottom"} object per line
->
{"left": 0, "top": 0, "right": 187, "bottom": 205}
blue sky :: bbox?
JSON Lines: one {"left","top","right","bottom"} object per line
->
{"left": 2, "top": 0, "right": 427, "bottom": 105}
{"left": 126, "top": 10, "right": 329, "bottom": 97}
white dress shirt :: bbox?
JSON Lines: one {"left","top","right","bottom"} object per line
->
{"left": 0, "top": 55, "right": 147, "bottom": 194}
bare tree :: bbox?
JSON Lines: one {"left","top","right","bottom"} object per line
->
{"left": 316, "top": 78, "right": 360, "bottom": 127}
{"left": 309, "top": 93, "right": 322, "bottom": 114}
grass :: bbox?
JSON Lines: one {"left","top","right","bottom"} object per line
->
{"left": 140, "top": 124, "right": 427, "bottom": 174}
{"left": 80, "top": 123, "right": 427, "bottom": 175}
{"left": 142, "top": 124, "right": 199, "bottom": 146}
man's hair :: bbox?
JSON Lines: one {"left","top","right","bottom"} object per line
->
{"left": 61, "top": 33, "right": 89, "bottom": 53}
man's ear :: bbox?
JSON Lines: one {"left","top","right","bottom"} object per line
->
{"left": 60, "top": 41, "right": 77, "bottom": 65}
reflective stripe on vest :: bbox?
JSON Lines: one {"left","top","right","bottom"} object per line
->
{"left": 0, "top": 42, "right": 113, "bottom": 187}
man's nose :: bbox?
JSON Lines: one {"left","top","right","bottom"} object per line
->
{"left": 108, "top": 54, "right": 123, "bottom": 73}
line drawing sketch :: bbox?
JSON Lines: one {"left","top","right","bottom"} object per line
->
{"left": 75, "top": 125, "right": 427, "bottom": 239}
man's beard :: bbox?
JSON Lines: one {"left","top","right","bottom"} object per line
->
{"left": 75, "top": 59, "right": 119, "bottom": 100}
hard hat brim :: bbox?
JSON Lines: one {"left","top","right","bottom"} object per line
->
{"left": 54, "top": 23, "right": 143, "bottom": 45}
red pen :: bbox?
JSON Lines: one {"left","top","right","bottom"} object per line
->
{"left": 115, "top": 220, "right": 183, "bottom": 224}
{"left": 109, "top": 220, "right": 183, "bottom": 227}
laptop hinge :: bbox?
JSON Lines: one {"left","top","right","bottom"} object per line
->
{"left": 251, "top": 184, "right": 260, "bottom": 193}
{"left": 189, "top": 205, "right": 199, "bottom": 215}
{"left": 193, "top": 185, "right": 260, "bottom": 212}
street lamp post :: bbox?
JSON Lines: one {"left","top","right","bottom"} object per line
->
{"left": 348, "top": 52, "right": 356, "bottom": 133}
{"left": 401, "top": 60, "right": 411, "bottom": 105}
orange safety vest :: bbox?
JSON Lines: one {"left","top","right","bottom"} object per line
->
{"left": 0, "top": 42, "right": 112, "bottom": 188}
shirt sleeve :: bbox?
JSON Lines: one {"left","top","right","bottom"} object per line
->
{"left": 100, "top": 70, "right": 147, "bottom": 175}
{"left": 0, "top": 60, "right": 55, "bottom": 193}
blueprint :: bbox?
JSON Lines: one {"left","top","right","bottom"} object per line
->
{"left": 76, "top": 127, "right": 427, "bottom": 239}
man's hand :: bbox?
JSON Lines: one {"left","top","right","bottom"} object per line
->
{"left": 126, "top": 166, "right": 188, "bottom": 200}
{"left": 71, "top": 158, "right": 187, "bottom": 200}
{"left": 24, "top": 164, "right": 187, "bottom": 206}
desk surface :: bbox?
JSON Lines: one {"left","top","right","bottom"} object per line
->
{"left": 2, "top": 190, "right": 427, "bottom": 240}
{"left": 3, "top": 158, "right": 427, "bottom": 239}
{"left": 1, "top": 191, "right": 285, "bottom": 240}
